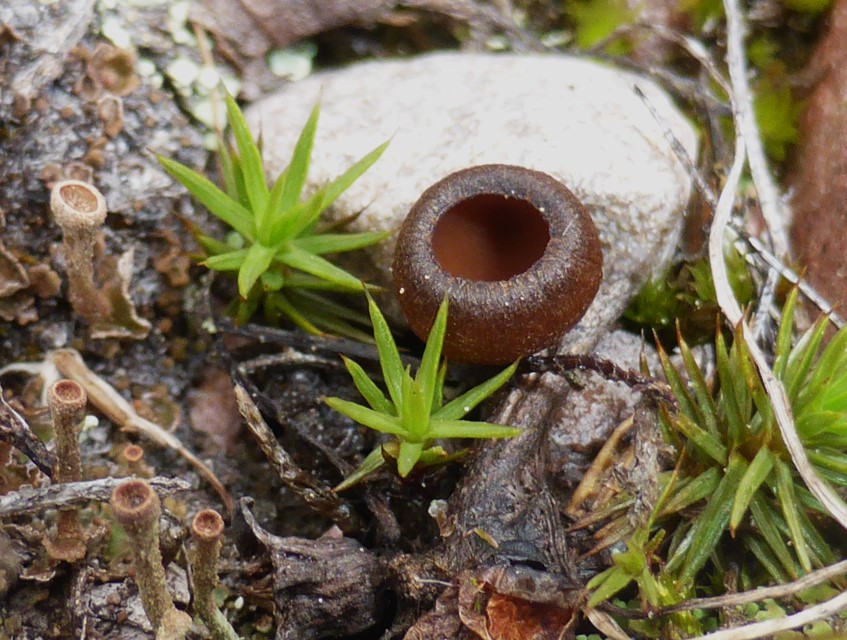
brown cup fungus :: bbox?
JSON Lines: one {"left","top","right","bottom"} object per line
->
{"left": 110, "top": 479, "right": 192, "bottom": 639}
{"left": 44, "top": 379, "right": 88, "bottom": 562}
{"left": 50, "top": 180, "right": 110, "bottom": 324}
{"left": 392, "top": 164, "right": 603, "bottom": 365}
{"left": 190, "top": 509, "right": 239, "bottom": 640}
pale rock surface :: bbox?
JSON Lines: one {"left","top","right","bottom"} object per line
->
{"left": 246, "top": 52, "right": 698, "bottom": 352}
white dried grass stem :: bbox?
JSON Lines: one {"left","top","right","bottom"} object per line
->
{"left": 723, "top": 0, "right": 790, "bottom": 256}
{"left": 686, "top": 589, "right": 847, "bottom": 640}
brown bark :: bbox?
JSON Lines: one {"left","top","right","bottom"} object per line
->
{"left": 789, "top": 0, "right": 847, "bottom": 317}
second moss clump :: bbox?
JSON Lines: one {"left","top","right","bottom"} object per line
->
{"left": 325, "top": 295, "right": 521, "bottom": 489}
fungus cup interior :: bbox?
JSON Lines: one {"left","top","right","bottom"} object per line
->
{"left": 122, "top": 444, "right": 144, "bottom": 462}
{"left": 59, "top": 184, "right": 99, "bottom": 213}
{"left": 193, "top": 510, "right": 224, "bottom": 538}
{"left": 113, "top": 481, "right": 152, "bottom": 510}
{"left": 52, "top": 380, "right": 85, "bottom": 404}
{"left": 431, "top": 194, "right": 550, "bottom": 281}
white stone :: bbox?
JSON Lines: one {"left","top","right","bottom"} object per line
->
{"left": 246, "top": 52, "right": 698, "bottom": 351}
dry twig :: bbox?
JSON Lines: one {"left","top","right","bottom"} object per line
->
{"left": 720, "top": 3, "right": 790, "bottom": 256}
{"left": 661, "top": 558, "right": 847, "bottom": 614}
{"left": 0, "top": 476, "right": 190, "bottom": 518}
{"left": 0, "top": 383, "right": 54, "bottom": 476}
{"left": 234, "top": 384, "right": 362, "bottom": 533}
{"left": 685, "top": 590, "right": 847, "bottom": 640}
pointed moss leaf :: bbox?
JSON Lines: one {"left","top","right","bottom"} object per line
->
{"left": 656, "top": 341, "right": 698, "bottom": 424}
{"left": 774, "top": 458, "right": 812, "bottom": 572}
{"left": 428, "top": 420, "right": 521, "bottom": 440}
{"left": 773, "top": 288, "right": 799, "bottom": 378}
{"left": 322, "top": 139, "right": 390, "bottom": 211}
{"left": 587, "top": 566, "right": 634, "bottom": 608}
{"left": 230, "top": 145, "right": 250, "bottom": 209}
{"left": 216, "top": 135, "right": 240, "bottom": 201}
{"left": 727, "top": 333, "right": 753, "bottom": 422}
{"left": 750, "top": 492, "right": 801, "bottom": 579}
{"left": 225, "top": 94, "right": 268, "bottom": 216}
{"left": 267, "top": 292, "right": 324, "bottom": 335}
{"left": 406, "top": 377, "right": 430, "bottom": 441}
{"left": 435, "top": 361, "right": 518, "bottom": 421}
{"left": 280, "top": 102, "right": 319, "bottom": 213}
{"left": 419, "top": 445, "right": 467, "bottom": 466}
{"left": 158, "top": 155, "right": 255, "bottom": 240}
{"left": 807, "top": 323, "right": 847, "bottom": 396}
{"left": 586, "top": 564, "right": 615, "bottom": 591}
{"left": 667, "top": 453, "right": 746, "bottom": 583}
{"left": 260, "top": 168, "right": 289, "bottom": 243}
{"left": 341, "top": 356, "right": 393, "bottom": 415}
{"left": 679, "top": 331, "right": 718, "bottom": 436}
{"left": 716, "top": 330, "right": 746, "bottom": 444}
{"left": 293, "top": 231, "right": 390, "bottom": 255}
{"left": 232, "top": 296, "right": 259, "bottom": 327}
{"left": 334, "top": 447, "right": 386, "bottom": 492}
{"left": 796, "top": 410, "right": 846, "bottom": 440}
{"left": 323, "top": 397, "right": 406, "bottom": 436}
{"left": 366, "top": 292, "right": 404, "bottom": 409}
{"left": 269, "top": 191, "right": 325, "bottom": 245}
{"left": 305, "top": 314, "right": 373, "bottom": 343}
{"left": 260, "top": 269, "right": 284, "bottom": 291}
{"left": 669, "top": 411, "right": 727, "bottom": 466}
{"left": 196, "top": 232, "right": 231, "bottom": 256}
{"left": 292, "top": 289, "right": 370, "bottom": 324}
{"left": 730, "top": 446, "right": 775, "bottom": 531}
{"left": 745, "top": 535, "right": 792, "bottom": 584}
{"left": 397, "top": 441, "right": 424, "bottom": 477}
{"left": 277, "top": 138, "right": 389, "bottom": 243}
{"left": 288, "top": 291, "right": 373, "bottom": 340}
{"left": 660, "top": 467, "right": 721, "bottom": 516}
{"left": 278, "top": 272, "right": 355, "bottom": 291}
{"left": 203, "top": 248, "right": 249, "bottom": 272}
{"left": 399, "top": 365, "right": 414, "bottom": 424}
{"left": 276, "top": 245, "right": 363, "bottom": 290}
{"left": 432, "top": 362, "right": 447, "bottom": 414}
{"left": 417, "top": 297, "right": 448, "bottom": 412}
{"left": 796, "top": 504, "right": 836, "bottom": 566}
{"left": 809, "top": 448, "right": 847, "bottom": 477}
{"left": 786, "top": 319, "right": 830, "bottom": 402}
{"left": 237, "top": 243, "right": 277, "bottom": 298}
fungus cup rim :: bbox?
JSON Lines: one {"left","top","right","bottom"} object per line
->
{"left": 392, "top": 164, "right": 603, "bottom": 364}
{"left": 50, "top": 180, "right": 107, "bottom": 231}
{"left": 110, "top": 479, "right": 160, "bottom": 530}
{"left": 191, "top": 509, "right": 225, "bottom": 543}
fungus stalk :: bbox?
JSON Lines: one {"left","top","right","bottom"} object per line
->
{"left": 110, "top": 479, "right": 192, "bottom": 640}
{"left": 190, "top": 509, "right": 238, "bottom": 640}
{"left": 50, "top": 180, "right": 110, "bottom": 323}
{"left": 44, "top": 380, "right": 87, "bottom": 562}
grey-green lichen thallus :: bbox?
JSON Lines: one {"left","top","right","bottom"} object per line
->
{"left": 392, "top": 164, "right": 603, "bottom": 365}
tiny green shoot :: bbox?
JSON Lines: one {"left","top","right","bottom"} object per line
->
{"left": 158, "top": 94, "right": 389, "bottom": 337}
{"left": 325, "top": 295, "right": 521, "bottom": 490}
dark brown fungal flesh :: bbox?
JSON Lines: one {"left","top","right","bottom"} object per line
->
{"left": 393, "top": 164, "right": 603, "bottom": 365}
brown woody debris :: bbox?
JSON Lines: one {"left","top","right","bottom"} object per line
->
{"left": 789, "top": 0, "right": 847, "bottom": 316}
